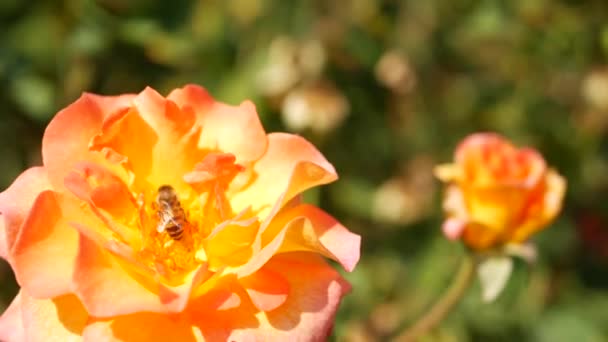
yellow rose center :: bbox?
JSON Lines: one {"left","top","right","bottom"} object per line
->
{"left": 128, "top": 153, "right": 248, "bottom": 282}
{"left": 133, "top": 187, "right": 204, "bottom": 280}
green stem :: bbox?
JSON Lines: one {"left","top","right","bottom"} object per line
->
{"left": 392, "top": 254, "right": 477, "bottom": 342}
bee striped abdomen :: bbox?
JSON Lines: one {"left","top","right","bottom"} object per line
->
{"left": 165, "top": 223, "right": 184, "bottom": 240}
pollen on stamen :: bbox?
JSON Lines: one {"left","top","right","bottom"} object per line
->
{"left": 134, "top": 187, "right": 209, "bottom": 279}
{"left": 134, "top": 168, "right": 240, "bottom": 280}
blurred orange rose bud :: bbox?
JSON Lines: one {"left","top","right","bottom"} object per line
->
{"left": 434, "top": 133, "right": 566, "bottom": 250}
{"left": 0, "top": 84, "right": 360, "bottom": 341}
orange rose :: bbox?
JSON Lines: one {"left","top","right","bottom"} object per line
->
{"left": 0, "top": 85, "right": 360, "bottom": 341}
{"left": 435, "top": 133, "right": 566, "bottom": 250}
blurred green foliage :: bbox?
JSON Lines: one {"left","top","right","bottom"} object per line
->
{"left": 2, "top": 0, "right": 608, "bottom": 341}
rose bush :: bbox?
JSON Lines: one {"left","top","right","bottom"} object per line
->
{"left": 435, "top": 133, "right": 566, "bottom": 250}
{"left": 0, "top": 85, "right": 360, "bottom": 341}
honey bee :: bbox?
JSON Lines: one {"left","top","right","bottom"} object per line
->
{"left": 154, "top": 185, "right": 188, "bottom": 240}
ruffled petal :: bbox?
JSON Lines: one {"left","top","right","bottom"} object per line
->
{"left": 167, "top": 84, "right": 214, "bottom": 115}
{"left": 198, "top": 100, "right": 268, "bottom": 164}
{"left": 204, "top": 218, "right": 259, "bottom": 270}
{"left": 184, "top": 153, "right": 244, "bottom": 187}
{"left": 188, "top": 273, "right": 244, "bottom": 312}
{"left": 64, "top": 162, "right": 141, "bottom": 247}
{"left": 194, "top": 253, "right": 350, "bottom": 342}
{"left": 0, "top": 292, "right": 24, "bottom": 342}
{"left": 42, "top": 92, "right": 135, "bottom": 191}
{"left": 132, "top": 87, "right": 206, "bottom": 190}
{"left": 10, "top": 191, "right": 102, "bottom": 298}
{"left": 462, "top": 221, "right": 502, "bottom": 250}
{"left": 235, "top": 204, "right": 360, "bottom": 278}
{"left": 169, "top": 84, "right": 267, "bottom": 164}
{"left": 255, "top": 254, "right": 349, "bottom": 341}
{"left": 230, "top": 133, "right": 337, "bottom": 219}
{"left": 0, "top": 167, "right": 50, "bottom": 260}
{"left": 134, "top": 87, "right": 199, "bottom": 136}
{"left": 433, "top": 163, "right": 462, "bottom": 183}
{"left": 464, "top": 186, "right": 529, "bottom": 231}
{"left": 73, "top": 231, "right": 211, "bottom": 317}
{"left": 89, "top": 87, "right": 214, "bottom": 193}
{"left": 540, "top": 170, "right": 567, "bottom": 222}
{"left": 510, "top": 169, "right": 567, "bottom": 242}
{"left": 455, "top": 133, "right": 547, "bottom": 188}
{"left": 83, "top": 313, "right": 198, "bottom": 342}
{"left": 442, "top": 218, "right": 466, "bottom": 240}
{"left": 239, "top": 268, "right": 290, "bottom": 312}
{"left": 89, "top": 107, "right": 157, "bottom": 190}
{"left": 72, "top": 232, "right": 167, "bottom": 317}
{"left": 21, "top": 292, "right": 88, "bottom": 342}
{"left": 265, "top": 204, "right": 360, "bottom": 272}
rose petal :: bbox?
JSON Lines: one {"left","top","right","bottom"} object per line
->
{"left": 90, "top": 87, "right": 207, "bottom": 192}
{"left": 184, "top": 152, "right": 246, "bottom": 224}
{"left": 210, "top": 290, "right": 242, "bottom": 311}
{"left": 273, "top": 204, "right": 361, "bottom": 272}
{"left": 135, "top": 88, "right": 205, "bottom": 190}
{"left": 204, "top": 219, "right": 259, "bottom": 270}
{"left": 441, "top": 185, "right": 467, "bottom": 217}
{"left": 455, "top": 133, "right": 547, "bottom": 188}
{"left": 240, "top": 268, "right": 290, "bottom": 312}
{"left": 442, "top": 218, "right": 466, "bottom": 240}
{"left": 11, "top": 191, "right": 97, "bottom": 298}
{"left": 89, "top": 108, "right": 157, "bottom": 188}
{"left": 167, "top": 84, "right": 214, "bottom": 115}
{"left": 73, "top": 231, "right": 210, "bottom": 317}
{"left": 433, "top": 163, "right": 462, "bottom": 183}
{"left": 42, "top": 92, "right": 135, "bottom": 191}
{"left": 188, "top": 274, "right": 245, "bottom": 312}
{"left": 158, "top": 264, "right": 212, "bottom": 313}
{"left": 257, "top": 254, "right": 350, "bottom": 341}
{"left": 462, "top": 222, "right": 502, "bottom": 250}
{"left": 65, "top": 162, "right": 136, "bottom": 217}
{"left": 83, "top": 313, "right": 197, "bottom": 342}
{"left": 73, "top": 218, "right": 212, "bottom": 311}
{"left": 233, "top": 223, "right": 292, "bottom": 278}
{"left": 456, "top": 133, "right": 506, "bottom": 162}
{"left": 194, "top": 253, "right": 350, "bottom": 342}
{"left": 236, "top": 204, "right": 360, "bottom": 277}
{"left": 73, "top": 232, "right": 166, "bottom": 317}
{"left": 466, "top": 187, "right": 529, "bottom": 231}
{"left": 0, "top": 167, "right": 51, "bottom": 260}
{"left": 21, "top": 292, "right": 88, "bottom": 342}
{"left": 0, "top": 292, "right": 24, "bottom": 342}
{"left": 230, "top": 133, "right": 337, "bottom": 219}
{"left": 183, "top": 153, "right": 244, "bottom": 187}
{"left": 64, "top": 162, "right": 141, "bottom": 247}
{"left": 198, "top": 100, "right": 268, "bottom": 164}
{"left": 134, "top": 87, "right": 198, "bottom": 136}
{"left": 510, "top": 169, "right": 567, "bottom": 242}
{"left": 515, "top": 148, "right": 547, "bottom": 188}
{"left": 540, "top": 169, "right": 567, "bottom": 220}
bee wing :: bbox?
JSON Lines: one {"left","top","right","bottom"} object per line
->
{"left": 156, "top": 212, "right": 171, "bottom": 233}
{"left": 157, "top": 220, "right": 167, "bottom": 233}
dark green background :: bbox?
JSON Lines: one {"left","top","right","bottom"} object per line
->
{"left": 1, "top": 1, "right": 608, "bottom": 341}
